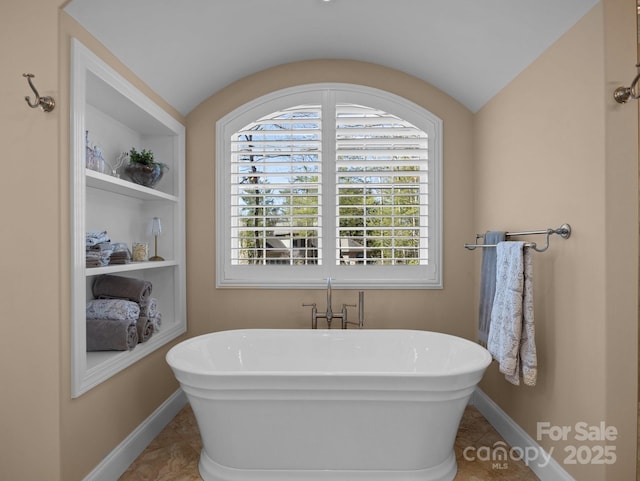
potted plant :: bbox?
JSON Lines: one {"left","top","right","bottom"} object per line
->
{"left": 124, "top": 148, "right": 168, "bottom": 188}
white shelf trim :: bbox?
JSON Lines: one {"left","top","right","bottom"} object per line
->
{"left": 85, "top": 260, "right": 179, "bottom": 276}
{"left": 86, "top": 169, "right": 179, "bottom": 202}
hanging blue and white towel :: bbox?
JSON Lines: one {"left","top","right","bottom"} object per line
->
{"left": 487, "top": 241, "right": 537, "bottom": 386}
{"left": 477, "top": 231, "right": 506, "bottom": 346}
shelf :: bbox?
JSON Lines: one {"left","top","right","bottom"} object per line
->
{"left": 84, "top": 320, "right": 186, "bottom": 391}
{"left": 71, "top": 38, "right": 186, "bottom": 398}
{"left": 86, "top": 169, "right": 178, "bottom": 202}
{"left": 85, "top": 260, "right": 179, "bottom": 276}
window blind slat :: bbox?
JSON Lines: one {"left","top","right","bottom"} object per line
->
{"left": 229, "top": 101, "right": 430, "bottom": 267}
{"left": 230, "top": 104, "right": 323, "bottom": 265}
{"left": 334, "top": 103, "right": 428, "bottom": 266}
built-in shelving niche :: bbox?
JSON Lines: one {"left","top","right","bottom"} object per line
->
{"left": 71, "top": 38, "right": 186, "bottom": 398}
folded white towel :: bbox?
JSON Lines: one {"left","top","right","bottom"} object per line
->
{"left": 150, "top": 312, "right": 162, "bottom": 332}
{"left": 487, "top": 241, "right": 537, "bottom": 386}
{"left": 139, "top": 297, "right": 158, "bottom": 318}
{"left": 86, "top": 231, "right": 110, "bottom": 247}
{"left": 86, "top": 298, "right": 140, "bottom": 322}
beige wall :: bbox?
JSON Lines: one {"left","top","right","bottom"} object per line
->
{"left": 0, "top": 1, "right": 637, "bottom": 481}
{"left": 602, "top": 2, "right": 639, "bottom": 480}
{"left": 0, "top": 1, "right": 62, "bottom": 479}
{"left": 185, "top": 60, "right": 476, "bottom": 338}
{"left": 474, "top": 2, "right": 638, "bottom": 480}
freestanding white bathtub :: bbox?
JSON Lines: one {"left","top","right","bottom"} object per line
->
{"left": 166, "top": 329, "right": 492, "bottom": 481}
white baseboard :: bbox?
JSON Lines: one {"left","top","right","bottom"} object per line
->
{"left": 471, "top": 388, "right": 575, "bottom": 481}
{"left": 83, "top": 388, "right": 187, "bottom": 481}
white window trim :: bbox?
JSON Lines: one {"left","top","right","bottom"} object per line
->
{"left": 216, "top": 83, "right": 442, "bottom": 289}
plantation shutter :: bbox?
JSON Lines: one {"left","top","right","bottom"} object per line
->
{"left": 335, "top": 104, "right": 429, "bottom": 265}
{"left": 230, "top": 105, "right": 323, "bottom": 265}
{"left": 219, "top": 84, "right": 442, "bottom": 288}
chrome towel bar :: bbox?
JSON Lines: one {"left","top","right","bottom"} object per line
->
{"left": 464, "top": 223, "right": 571, "bottom": 253}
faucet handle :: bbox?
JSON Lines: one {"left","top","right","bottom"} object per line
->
{"left": 302, "top": 303, "right": 317, "bottom": 307}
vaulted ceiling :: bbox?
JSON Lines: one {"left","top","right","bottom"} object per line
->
{"left": 65, "top": 0, "right": 599, "bottom": 116}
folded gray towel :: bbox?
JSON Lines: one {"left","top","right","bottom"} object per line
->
{"left": 92, "top": 274, "right": 152, "bottom": 303}
{"left": 136, "top": 316, "right": 154, "bottom": 343}
{"left": 86, "top": 319, "right": 138, "bottom": 351}
{"left": 86, "top": 299, "right": 140, "bottom": 321}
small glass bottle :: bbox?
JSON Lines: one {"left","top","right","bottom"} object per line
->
{"left": 85, "top": 130, "right": 94, "bottom": 170}
{"left": 132, "top": 242, "right": 149, "bottom": 262}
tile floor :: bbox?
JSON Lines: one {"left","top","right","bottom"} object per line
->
{"left": 119, "top": 404, "right": 539, "bottom": 481}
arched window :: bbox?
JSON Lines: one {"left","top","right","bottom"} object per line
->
{"left": 217, "top": 84, "right": 442, "bottom": 288}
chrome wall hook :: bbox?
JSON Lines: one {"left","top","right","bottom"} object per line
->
{"left": 23, "top": 73, "right": 55, "bottom": 112}
{"left": 613, "top": 64, "right": 640, "bottom": 104}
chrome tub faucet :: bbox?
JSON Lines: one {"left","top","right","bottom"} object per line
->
{"left": 303, "top": 277, "right": 364, "bottom": 329}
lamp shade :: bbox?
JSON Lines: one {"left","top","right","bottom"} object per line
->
{"left": 152, "top": 217, "right": 162, "bottom": 236}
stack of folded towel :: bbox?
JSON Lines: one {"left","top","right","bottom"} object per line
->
{"left": 86, "top": 298, "right": 139, "bottom": 351}
{"left": 86, "top": 274, "right": 163, "bottom": 351}
{"left": 139, "top": 297, "right": 163, "bottom": 333}
{"left": 86, "top": 232, "right": 132, "bottom": 267}
{"left": 86, "top": 231, "right": 113, "bottom": 267}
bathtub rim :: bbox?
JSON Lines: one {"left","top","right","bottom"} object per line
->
{"left": 166, "top": 328, "right": 492, "bottom": 379}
